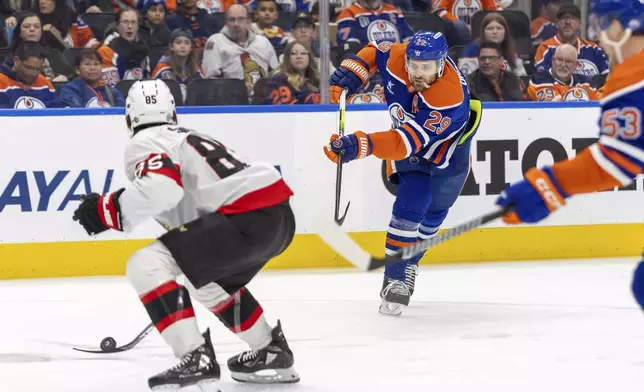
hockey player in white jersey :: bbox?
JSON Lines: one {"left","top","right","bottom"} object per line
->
{"left": 72, "top": 80, "right": 299, "bottom": 391}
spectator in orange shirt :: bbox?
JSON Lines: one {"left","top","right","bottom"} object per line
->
{"left": 528, "top": 43, "right": 599, "bottom": 101}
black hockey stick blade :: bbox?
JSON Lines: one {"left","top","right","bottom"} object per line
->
{"left": 318, "top": 207, "right": 510, "bottom": 271}
{"left": 72, "top": 322, "right": 155, "bottom": 354}
{"left": 333, "top": 88, "right": 350, "bottom": 225}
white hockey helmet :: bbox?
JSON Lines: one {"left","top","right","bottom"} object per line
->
{"left": 125, "top": 80, "right": 177, "bottom": 136}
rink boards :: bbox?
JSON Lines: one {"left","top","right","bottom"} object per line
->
{"left": 0, "top": 103, "right": 642, "bottom": 279}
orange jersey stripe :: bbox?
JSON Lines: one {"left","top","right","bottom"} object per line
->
{"left": 401, "top": 123, "right": 422, "bottom": 153}
{"left": 598, "top": 144, "right": 643, "bottom": 176}
{"left": 386, "top": 237, "right": 415, "bottom": 248}
{"left": 432, "top": 141, "right": 450, "bottom": 164}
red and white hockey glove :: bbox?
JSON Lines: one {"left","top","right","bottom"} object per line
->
{"left": 72, "top": 188, "right": 126, "bottom": 235}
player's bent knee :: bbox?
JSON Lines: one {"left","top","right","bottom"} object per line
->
{"left": 631, "top": 258, "right": 644, "bottom": 311}
{"left": 126, "top": 245, "right": 177, "bottom": 294}
{"left": 184, "top": 280, "right": 230, "bottom": 309}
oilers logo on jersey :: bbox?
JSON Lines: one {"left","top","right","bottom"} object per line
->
{"left": 14, "top": 96, "right": 46, "bottom": 109}
{"left": 389, "top": 103, "right": 415, "bottom": 128}
{"left": 86, "top": 97, "right": 112, "bottom": 108}
{"left": 562, "top": 87, "right": 591, "bottom": 101}
{"left": 366, "top": 20, "right": 401, "bottom": 43}
{"left": 454, "top": 0, "right": 483, "bottom": 25}
{"left": 576, "top": 60, "right": 600, "bottom": 78}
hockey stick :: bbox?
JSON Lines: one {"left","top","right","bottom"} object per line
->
{"left": 72, "top": 322, "right": 154, "bottom": 354}
{"left": 334, "top": 88, "right": 351, "bottom": 225}
{"left": 318, "top": 207, "right": 510, "bottom": 271}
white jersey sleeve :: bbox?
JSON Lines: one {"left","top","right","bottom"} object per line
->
{"left": 119, "top": 127, "right": 187, "bottom": 232}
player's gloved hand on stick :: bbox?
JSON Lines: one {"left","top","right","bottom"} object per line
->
{"left": 495, "top": 167, "right": 569, "bottom": 224}
{"left": 73, "top": 188, "right": 126, "bottom": 235}
{"left": 323, "top": 131, "right": 373, "bottom": 164}
{"left": 329, "top": 56, "right": 370, "bottom": 103}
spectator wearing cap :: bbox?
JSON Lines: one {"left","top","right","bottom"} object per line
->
{"left": 152, "top": 29, "right": 203, "bottom": 102}
{"left": 59, "top": 48, "right": 125, "bottom": 107}
{"left": 202, "top": 4, "right": 278, "bottom": 96}
{"left": 285, "top": 12, "right": 335, "bottom": 73}
{"left": 165, "top": 0, "right": 219, "bottom": 51}
{"left": 534, "top": 3, "right": 609, "bottom": 78}
{"left": 250, "top": 0, "right": 288, "bottom": 56}
{"left": 467, "top": 41, "right": 525, "bottom": 102}
{"left": 531, "top": 0, "right": 565, "bottom": 44}
{"left": 528, "top": 43, "right": 598, "bottom": 102}
{"left": 139, "top": 0, "right": 171, "bottom": 47}
{"left": 0, "top": 41, "right": 62, "bottom": 108}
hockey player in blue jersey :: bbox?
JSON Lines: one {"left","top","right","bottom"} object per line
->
{"left": 323, "top": 31, "right": 482, "bottom": 316}
{"left": 495, "top": 0, "right": 644, "bottom": 312}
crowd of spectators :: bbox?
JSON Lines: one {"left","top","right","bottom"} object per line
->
{"left": 0, "top": 0, "right": 609, "bottom": 108}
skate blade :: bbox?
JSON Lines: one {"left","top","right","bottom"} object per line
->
{"left": 231, "top": 367, "right": 300, "bottom": 384}
{"left": 150, "top": 384, "right": 181, "bottom": 392}
{"left": 196, "top": 379, "right": 222, "bottom": 392}
{"left": 379, "top": 300, "right": 405, "bottom": 316}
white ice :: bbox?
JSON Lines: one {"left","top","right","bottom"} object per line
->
{"left": 2, "top": 257, "right": 644, "bottom": 392}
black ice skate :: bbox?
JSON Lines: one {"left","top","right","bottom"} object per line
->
{"left": 227, "top": 320, "right": 300, "bottom": 384}
{"left": 379, "top": 278, "right": 411, "bottom": 316}
{"left": 148, "top": 329, "right": 221, "bottom": 392}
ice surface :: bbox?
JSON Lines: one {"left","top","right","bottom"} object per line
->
{"left": 2, "top": 258, "right": 644, "bottom": 392}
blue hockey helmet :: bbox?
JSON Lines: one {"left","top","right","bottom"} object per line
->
{"left": 405, "top": 30, "right": 449, "bottom": 78}
{"left": 406, "top": 30, "right": 449, "bottom": 61}
{"left": 592, "top": 0, "right": 644, "bottom": 32}
{"left": 591, "top": 0, "right": 644, "bottom": 63}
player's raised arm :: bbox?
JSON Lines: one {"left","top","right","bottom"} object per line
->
{"left": 329, "top": 43, "right": 378, "bottom": 104}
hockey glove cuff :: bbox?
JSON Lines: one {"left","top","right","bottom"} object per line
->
{"left": 73, "top": 188, "right": 126, "bottom": 235}
{"left": 329, "top": 55, "right": 370, "bottom": 103}
{"left": 323, "top": 131, "right": 373, "bottom": 164}
{"left": 495, "top": 167, "right": 569, "bottom": 224}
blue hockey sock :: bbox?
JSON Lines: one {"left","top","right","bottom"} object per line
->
{"left": 631, "top": 258, "right": 644, "bottom": 311}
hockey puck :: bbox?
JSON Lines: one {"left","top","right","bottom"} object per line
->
{"left": 100, "top": 337, "right": 117, "bottom": 351}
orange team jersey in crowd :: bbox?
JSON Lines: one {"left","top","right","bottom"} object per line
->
{"left": 0, "top": 72, "right": 62, "bottom": 108}
{"left": 198, "top": 0, "right": 240, "bottom": 12}
{"left": 433, "top": 0, "right": 502, "bottom": 25}
{"left": 69, "top": 17, "right": 98, "bottom": 48}
{"left": 530, "top": 15, "right": 557, "bottom": 42}
{"left": 527, "top": 68, "right": 599, "bottom": 101}
{"left": 340, "top": 40, "right": 474, "bottom": 179}
{"left": 550, "top": 51, "right": 644, "bottom": 195}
